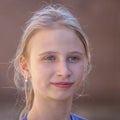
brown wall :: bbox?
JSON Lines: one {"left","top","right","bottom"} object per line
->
{"left": 0, "top": 0, "right": 120, "bottom": 120}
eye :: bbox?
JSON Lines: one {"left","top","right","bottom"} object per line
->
{"left": 44, "top": 55, "right": 56, "bottom": 62}
{"left": 67, "top": 56, "right": 80, "bottom": 63}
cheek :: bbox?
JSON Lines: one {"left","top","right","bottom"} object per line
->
{"left": 73, "top": 62, "right": 85, "bottom": 80}
{"left": 37, "top": 63, "right": 55, "bottom": 75}
{"left": 29, "top": 64, "right": 51, "bottom": 91}
{"left": 72, "top": 64, "right": 85, "bottom": 93}
{"left": 29, "top": 60, "right": 54, "bottom": 82}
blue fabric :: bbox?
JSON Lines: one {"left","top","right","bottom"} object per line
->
{"left": 21, "top": 114, "right": 27, "bottom": 120}
{"left": 70, "top": 113, "right": 87, "bottom": 120}
{"left": 21, "top": 113, "right": 87, "bottom": 120}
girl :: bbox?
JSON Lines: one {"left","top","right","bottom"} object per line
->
{"left": 13, "top": 5, "right": 91, "bottom": 120}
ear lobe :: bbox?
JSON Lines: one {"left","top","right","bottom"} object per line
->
{"left": 19, "top": 55, "right": 29, "bottom": 78}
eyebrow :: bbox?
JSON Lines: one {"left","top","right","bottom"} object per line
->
{"left": 68, "top": 51, "right": 84, "bottom": 55}
{"left": 38, "top": 51, "right": 84, "bottom": 56}
{"left": 38, "top": 51, "right": 58, "bottom": 56}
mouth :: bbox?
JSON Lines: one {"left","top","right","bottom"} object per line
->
{"left": 51, "top": 82, "right": 74, "bottom": 88}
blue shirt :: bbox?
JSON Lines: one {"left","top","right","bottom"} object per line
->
{"left": 22, "top": 113, "right": 87, "bottom": 120}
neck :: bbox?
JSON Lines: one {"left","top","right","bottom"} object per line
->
{"left": 27, "top": 96, "right": 73, "bottom": 120}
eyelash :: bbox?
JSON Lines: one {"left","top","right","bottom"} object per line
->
{"left": 67, "top": 56, "right": 80, "bottom": 63}
{"left": 43, "top": 55, "right": 56, "bottom": 62}
{"left": 42, "top": 55, "right": 80, "bottom": 63}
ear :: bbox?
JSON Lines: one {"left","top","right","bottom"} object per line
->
{"left": 19, "top": 55, "right": 29, "bottom": 79}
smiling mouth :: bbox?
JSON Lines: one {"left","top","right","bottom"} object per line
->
{"left": 51, "top": 82, "right": 74, "bottom": 88}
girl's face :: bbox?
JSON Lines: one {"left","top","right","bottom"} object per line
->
{"left": 26, "top": 27, "right": 86, "bottom": 101}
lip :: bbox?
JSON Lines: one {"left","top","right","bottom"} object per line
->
{"left": 51, "top": 82, "right": 74, "bottom": 88}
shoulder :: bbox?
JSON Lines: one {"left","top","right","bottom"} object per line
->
{"left": 21, "top": 115, "right": 27, "bottom": 120}
{"left": 21, "top": 113, "right": 87, "bottom": 120}
{"left": 70, "top": 113, "right": 87, "bottom": 120}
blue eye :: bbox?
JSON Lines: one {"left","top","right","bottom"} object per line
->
{"left": 68, "top": 56, "right": 79, "bottom": 63}
{"left": 45, "top": 55, "right": 56, "bottom": 61}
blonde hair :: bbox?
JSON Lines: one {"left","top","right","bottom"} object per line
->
{"left": 13, "top": 5, "right": 91, "bottom": 120}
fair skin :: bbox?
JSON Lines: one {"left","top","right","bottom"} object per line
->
{"left": 20, "top": 26, "right": 86, "bottom": 120}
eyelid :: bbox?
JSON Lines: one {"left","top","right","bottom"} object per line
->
{"left": 38, "top": 52, "right": 84, "bottom": 62}
{"left": 41, "top": 55, "right": 56, "bottom": 62}
{"left": 68, "top": 55, "right": 80, "bottom": 60}
{"left": 67, "top": 53, "right": 84, "bottom": 63}
{"left": 68, "top": 53, "right": 81, "bottom": 58}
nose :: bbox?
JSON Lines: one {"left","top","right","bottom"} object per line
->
{"left": 56, "top": 60, "right": 72, "bottom": 78}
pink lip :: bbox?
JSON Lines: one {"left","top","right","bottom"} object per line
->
{"left": 51, "top": 82, "right": 74, "bottom": 88}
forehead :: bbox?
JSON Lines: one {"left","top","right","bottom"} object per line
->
{"left": 28, "top": 27, "right": 85, "bottom": 54}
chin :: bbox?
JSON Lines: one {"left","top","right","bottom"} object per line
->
{"left": 48, "top": 92, "right": 74, "bottom": 101}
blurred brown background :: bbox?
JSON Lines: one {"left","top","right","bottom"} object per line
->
{"left": 0, "top": 0, "right": 120, "bottom": 120}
